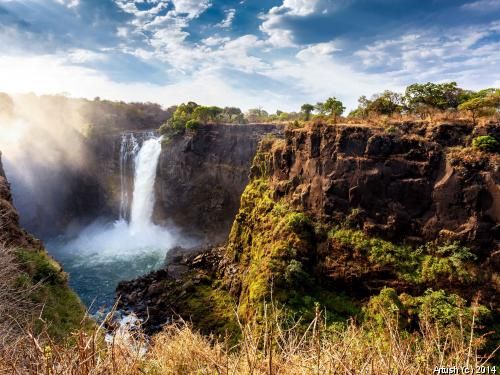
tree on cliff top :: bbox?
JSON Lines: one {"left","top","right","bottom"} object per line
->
{"left": 322, "top": 97, "right": 345, "bottom": 123}
{"left": 301, "top": 104, "right": 314, "bottom": 121}
{"left": 404, "top": 82, "right": 464, "bottom": 116}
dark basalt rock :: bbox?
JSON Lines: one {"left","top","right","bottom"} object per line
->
{"left": 116, "top": 122, "right": 500, "bottom": 334}
{"left": 260, "top": 123, "right": 498, "bottom": 248}
{"left": 153, "top": 124, "right": 283, "bottom": 242}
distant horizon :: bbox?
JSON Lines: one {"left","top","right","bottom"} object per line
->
{"left": 0, "top": 0, "right": 499, "bottom": 112}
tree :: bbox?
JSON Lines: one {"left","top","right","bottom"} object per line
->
{"left": 300, "top": 104, "right": 314, "bottom": 120}
{"left": 222, "top": 107, "right": 243, "bottom": 123}
{"left": 315, "top": 102, "right": 326, "bottom": 115}
{"left": 323, "top": 97, "right": 345, "bottom": 122}
{"left": 404, "top": 82, "right": 463, "bottom": 116}
{"left": 207, "top": 106, "right": 223, "bottom": 123}
{"left": 246, "top": 108, "right": 269, "bottom": 123}
{"left": 193, "top": 106, "right": 211, "bottom": 124}
{"left": 368, "top": 90, "right": 403, "bottom": 116}
{"left": 458, "top": 97, "right": 487, "bottom": 125}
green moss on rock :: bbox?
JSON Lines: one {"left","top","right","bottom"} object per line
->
{"left": 15, "top": 249, "right": 87, "bottom": 340}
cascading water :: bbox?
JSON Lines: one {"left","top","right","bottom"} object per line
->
{"left": 119, "top": 133, "right": 139, "bottom": 220}
{"left": 130, "top": 137, "right": 162, "bottom": 231}
{"left": 47, "top": 132, "right": 188, "bottom": 311}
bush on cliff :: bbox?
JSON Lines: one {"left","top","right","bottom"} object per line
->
{"left": 328, "top": 229, "right": 478, "bottom": 285}
{"left": 472, "top": 135, "right": 498, "bottom": 152}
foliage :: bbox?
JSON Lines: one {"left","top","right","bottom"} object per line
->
{"left": 193, "top": 105, "right": 223, "bottom": 124}
{"left": 316, "top": 97, "right": 345, "bottom": 122}
{"left": 366, "top": 91, "right": 403, "bottom": 116}
{"left": 185, "top": 119, "right": 201, "bottom": 131}
{"left": 471, "top": 135, "right": 498, "bottom": 152}
{"left": 329, "top": 229, "right": 478, "bottom": 284}
{"left": 404, "top": 82, "right": 464, "bottom": 113}
{"left": 300, "top": 103, "right": 315, "bottom": 120}
{"left": 246, "top": 107, "right": 269, "bottom": 122}
{"left": 365, "top": 288, "right": 490, "bottom": 332}
{"left": 458, "top": 96, "right": 496, "bottom": 124}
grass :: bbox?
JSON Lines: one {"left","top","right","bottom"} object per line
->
{"left": 14, "top": 248, "right": 88, "bottom": 341}
{"left": 0, "top": 299, "right": 496, "bottom": 375}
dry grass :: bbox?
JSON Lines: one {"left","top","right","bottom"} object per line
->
{"left": 0, "top": 244, "right": 39, "bottom": 349}
{"left": 0, "top": 301, "right": 496, "bottom": 375}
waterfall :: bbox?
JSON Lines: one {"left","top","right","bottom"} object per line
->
{"left": 130, "top": 137, "right": 162, "bottom": 231}
{"left": 118, "top": 131, "right": 156, "bottom": 221}
{"left": 119, "top": 133, "right": 139, "bottom": 220}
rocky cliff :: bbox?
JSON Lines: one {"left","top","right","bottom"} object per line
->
{"left": 117, "top": 121, "right": 499, "bottom": 336}
{"left": 0, "top": 151, "right": 86, "bottom": 339}
{"left": 262, "top": 122, "right": 499, "bottom": 250}
{"left": 154, "top": 124, "right": 283, "bottom": 241}
{"left": 0, "top": 151, "right": 40, "bottom": 248}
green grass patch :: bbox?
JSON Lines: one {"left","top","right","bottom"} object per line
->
{"left": 15, "top": 249, "right": 87, "bottom": 340}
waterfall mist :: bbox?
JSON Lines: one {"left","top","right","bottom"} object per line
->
{"left": 47, "top": 134, "right": 193, "bottom": 310}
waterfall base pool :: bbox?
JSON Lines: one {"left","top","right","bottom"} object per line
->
{"left": 45, "top": 134, "right": 188, "bottom": 313}
{"left": 47, "top": 219, "right": 181, "bottom": 312}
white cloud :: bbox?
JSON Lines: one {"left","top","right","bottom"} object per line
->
{"left": 296, "top": 41, "right": 340, "bottom": 60}
{"left": 171, "top": 0, "right": 211, "bottom": 19}
{"left": 353, "top": 22, "right": 500, "bottom": 89}
{"left": 0, "top": 53, "right": 283, "bottom": 111}
{"left": 201, "top": 36, "right": 231, "bottom": 46}
{"left": 216, "top": 9, "right": 236, "bottom": 28}
{"left": 259, "top": 0, "right": 322, "bottom": 47}
{"left": 461, "top": 0, "right": 500, "bottom": 11}
{"left": 55, "top": 0, "right": 79, "bottom": 8}
{"left": 67, "top": 49, "right": 107, "bottom": 63}
{"left": 259, "top": 0, "right": 346, "bottom": 47}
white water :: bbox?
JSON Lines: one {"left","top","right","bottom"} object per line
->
{"left": 130, "top": 137, "right": 162, "bottom": 232}
{"left": 43, "top": 133, "right": 195, "bottom": 310}
{"left": 51, "top": 134, "right": 184, "bottom": 264}
{"left": 119, "top": 133, "right": 139, "bottom": 220}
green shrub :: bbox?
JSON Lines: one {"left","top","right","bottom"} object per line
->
{"left": 363, "top": 288, "right": 405, "bottom": 328}
{"left": 401, "top": 289, "right": 490, "bottom": 328}
{"left": 15, "top": 249, "right": 67, "bottom": 285}
{"left": 186, "top": 119, "right": 201, "bottom": 131}
{"left": 286, "top": 212, "right": 312, "bottom": 235}
{"left": 472, "top": 135, "right": 498, "bottom": 152}
{"left": 420, "top": 242, "right": 476, "bottom": 283}
{"left": 284, "top": 259, "right": 311, "bottom": 286}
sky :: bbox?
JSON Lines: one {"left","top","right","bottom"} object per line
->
{"left": 0, "top": 0, "right": 499, "bottom": 111}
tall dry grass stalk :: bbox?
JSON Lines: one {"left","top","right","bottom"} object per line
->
{"left": 0, "top": 244, "right": 39, "bottom": 349}
{"left": 0, "top": 300, "right": 497, "bottom": 375}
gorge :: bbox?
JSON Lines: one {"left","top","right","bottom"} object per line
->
{"left": 3, "top": 121, "right": 283, "bottom": 312}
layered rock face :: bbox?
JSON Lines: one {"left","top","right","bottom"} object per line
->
{"left": 117, "top": 121, "right": 499, "bottom": 334}
{"left": 154, "top": 124, "right": 283, "bottom": 241}
{"left": 266, "top": 123, "right": 499, "bottom": 250}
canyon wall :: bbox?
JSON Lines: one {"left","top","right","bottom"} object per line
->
{"left": 154, "top": 124, "right": 283, "bottom": 242}
{"left": 263, "top": 122, "right": 499, "bottom": 250}
{"left": 117, "top": 121, "right": 499, "bottom": 335}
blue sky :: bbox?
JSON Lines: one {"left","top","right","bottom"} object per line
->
{"left": 0, "top": 0, "right": 499, "bottom": 111}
